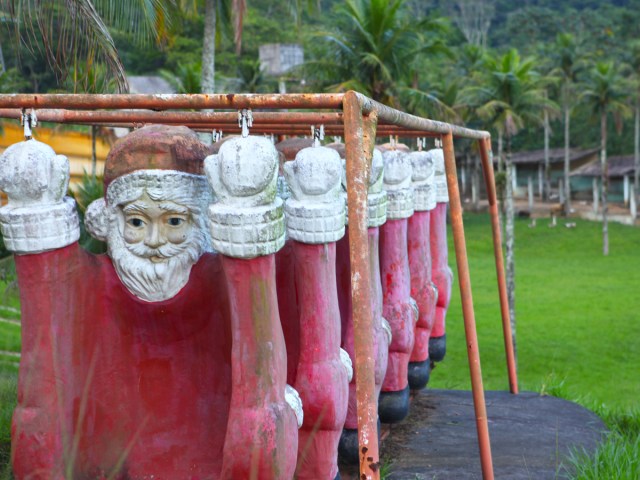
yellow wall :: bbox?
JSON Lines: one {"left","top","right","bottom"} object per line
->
{"left": 0, "top": 122, "right": 111, "bottom": 190}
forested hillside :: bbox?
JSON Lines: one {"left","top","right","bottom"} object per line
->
{"left": 1, "top": 0, "right": 639, "bottom": 154}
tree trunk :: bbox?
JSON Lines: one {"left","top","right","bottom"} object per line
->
{"left": 0, "top": 40, "right": 5, "bottom": 74}
{"left": 634, "top": 100, "right": 639, "bottom": 219}
{"left": 201, "top": 0, "right": 217, "bottom": 93}
{"left": 472, "top": 154, "right": 480, "bottom": 210}
{"left": 505, "top": 134, "right": 517, "bottom": 363}
{"left": 91, "top": 126, "right": 97, "bottom": 179}
{"left": 544, "top": 109, "right": 551, "bottom": 201}
{"left": 497, "top": 130, "right": 504, "bottom": 173}
{"left": 601, "top": 112, "right": 609, "bottom": 256}
{"left": 563, "top": 103, "right": 571, "bottom": 215}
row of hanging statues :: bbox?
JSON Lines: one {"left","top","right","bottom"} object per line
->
{"left": 0, "top": 125, "right": 452, "bottom": 480}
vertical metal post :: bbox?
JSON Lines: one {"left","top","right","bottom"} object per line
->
{"left": 479, "top": 137, "right": 519, "bottom": 394}
{"left": 443, "top": 132, "right": 494, "bottom": 480}
{"left": 343, "top": 91, "right": 380, "bottom": 480}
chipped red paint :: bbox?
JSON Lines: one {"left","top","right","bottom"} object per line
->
{"left": 220, "top": 255, "right": 298, "bottom": 480}
{"left": 291, "top": 242, "right": 348, "bottom": 480}
{"left": 430, "top": 203, "right": 453, "bottom": 340}
{"left": 408, "top": 211, "right": 437, "bottom": 363}
{"left": 12, "top": 244, "right": 233, "bottom": 478}
{"left": 379, "top": 219, "right": 416, "bottom": 393}
{"left": 336, "top": 227, "right": 389, "bottom": 430}
{"left": 276, "top": 242, "right": 301, "bottom": 386}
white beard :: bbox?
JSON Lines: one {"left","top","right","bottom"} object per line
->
{"left": 107, "top": 218, "right": 205, "bottom": 302}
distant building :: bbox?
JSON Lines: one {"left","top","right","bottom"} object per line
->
{"left": 501, "top": 148, "right": 599, "bottom": 197}
{"left": 127, "top": 75, "right": 175, "bottom": 94}
{"left": 571, "top": 155, "right": 637, "bottom": 203}
{"left": 259, "top": 44, "right": 304, "bottom": 76}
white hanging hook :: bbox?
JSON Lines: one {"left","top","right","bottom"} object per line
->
{"left": 332, "top": 136, "right": 342, "bottom": 144}
{"left": 21, "top": 108, "right": 37, "bottom": 140}
{"left": 389, "top": 135, "right": 396, "bottom": 149}
{"left": 417, "top": 137, "right": 427, "bottom": 151}
{"left": 238, "top": 109, "right": 253, "bottom": 138}
{"left": 212, "top": 129, "right": 223, "bottom": 143}
{"left": 435, "top": 137, "right": 443, "bottom": 149}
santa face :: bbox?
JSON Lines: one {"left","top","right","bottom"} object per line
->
{"left": 107, "top": 190, "right": 206, "bottom": 302}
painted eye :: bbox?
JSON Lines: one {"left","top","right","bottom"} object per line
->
{"left": 127, "top": 218, "right": 144, "bottom": 227}
{"left": 168, "top": 217, "right": 184, "bottom": 226}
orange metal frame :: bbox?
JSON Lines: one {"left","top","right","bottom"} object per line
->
{"left": 0, "top": 92, "right": 519, "bottom": 480}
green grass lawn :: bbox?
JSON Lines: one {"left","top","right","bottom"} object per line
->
{"left": 431, "top": 213, "right": 640, "bottom": 409}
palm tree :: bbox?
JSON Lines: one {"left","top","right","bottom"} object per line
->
{"left": 0, "top": 0, "right": 177, "bottom": 92}
{"left": 550, "top": 33, "right": 586, "bottom": 215}
{"left": 463, "top": 48, "right": 555, "bottom": 360}
{"left": 581, "top": 62, "right": 631, "bottom": 256}
{"left": 201, "top": 0, "right": 239, "bottom": 93}
{"left": 305, "top": 0, "right": 448, "bottom": 107}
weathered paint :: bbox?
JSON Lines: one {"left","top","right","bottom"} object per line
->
{"left": 336, "top": 226, "right": 389, "bottom": 457}
{"left": 379, "top": 219, "right": 416, "bottom": 395}
{"left": 220, "top": 255, "right": 298, "bottom": 480}
{"left": 12, "top": 245, "right": 233, "bottom": 478}
{"left": 292, "top": 242, "right": 348, "bottom": 480}
{"left": 408, "top": 211, "right": 437, "bottom": 364}
{"left": 430, "top": 202, "right": 453, "bottom": 342}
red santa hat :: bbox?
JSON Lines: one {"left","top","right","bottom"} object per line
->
{"left": 104, "top": 125, "right": 213, "bottom": 207}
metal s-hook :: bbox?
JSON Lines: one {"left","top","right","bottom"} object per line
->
{"left": 311, "top": 125, "right": 325, "bottom": 147}
{"left": 21, "top": 108, "right": 38, "bottom": 140}
{"left": 238, "top": 109, "right": 253, "bottom": 138}
{"left": 417, "top": 137, "right": 427, "bottom": 151}
{"left": 212, "top": 129, "right": 223, "bottom": 143}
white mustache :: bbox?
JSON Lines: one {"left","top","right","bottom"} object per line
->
{"left": 126, "top": 242, "right": 187, "bottom": 260}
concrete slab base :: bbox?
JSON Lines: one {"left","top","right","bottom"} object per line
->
{"left": 339, "top": 389, "right": 607, "bottom": 480}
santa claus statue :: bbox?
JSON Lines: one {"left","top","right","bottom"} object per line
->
{"left": 0, "top": 125, "right": 301, "bottom": 479}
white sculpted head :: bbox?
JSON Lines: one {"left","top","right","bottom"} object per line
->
{"left": 85, "top": 126, "right": 213, "bottom": 302}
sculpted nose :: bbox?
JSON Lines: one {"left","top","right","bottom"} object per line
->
{"left": 144, "top": 223, "right": 164, "bottom": 248}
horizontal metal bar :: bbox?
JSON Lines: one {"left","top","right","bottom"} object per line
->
{"left": 0, "top": 92, "right": 490, "bottom": 140}
{"left": 0, "top": 109, "right": 345, "bottom": 125}
{"left": 355, "top": 93, "right": 491, "bottom": 140}
{"left": 0, "top": 93, "right": 346, "bottom": 111}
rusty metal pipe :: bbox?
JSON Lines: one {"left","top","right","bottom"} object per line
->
{"left": 0, "top": 108, "right": 345, "bottom": 125}
{"left": 354, "top": 92, "right": 491, "bottom": 140}
{"left": 443, "top": 132, "right": 494, "bottom": 480}
{"left": 343, "top": 91, "right": 380, "bottom": 480}
{"left": 0, "top": 93, "right": 345, "bottom": 110}
{"left": 479, "top": 138, "right": 519, "bottom": 394}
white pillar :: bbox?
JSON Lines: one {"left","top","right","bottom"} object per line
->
{"left": 623, "top": 175, "right": 630, "bottom": 206}
{"left": 512, "top": 164, "right": 518, "bottom": 192}
{"left": 630, "top": 184, "right": 637, "bottom": 220}
{"left": 559, "top": 179, "right": 565, "bottom": 204}
{"left": 538, "top": 163, "right": 544, "bottom": 198}
{"left": 528, "top": 176, "right": 534, "bottom": 213}
{"left": 461, "top": 164, "right": 467, "bottom": 196}
{"left": 593, "top": 177, "right": 599, "bottom": 214}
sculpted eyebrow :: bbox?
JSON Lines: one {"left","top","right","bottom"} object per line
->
{"left": 123, "top": 203, "right": 148, "bottom": 214}
{"left": 158, "top": 203, "right": 189, "bottom": 214}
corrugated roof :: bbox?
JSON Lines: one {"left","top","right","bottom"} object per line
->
{"left": 508, "top": 147, "right": 599, "bottom": 165}
{"left": 571, "top": 155, "right": 637, "bottom": 177}
{"left": 128, "top": 76, "right": 175, "bottom": 94}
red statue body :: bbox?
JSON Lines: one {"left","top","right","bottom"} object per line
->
{"left": 428, "top": 148, "right": 453, "bottom": 363}
{"left": 407, "top": 149, "right": 438, "bottom": 389}
{"left": 1, "top": 126, "right": 302, "bottom": 479}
